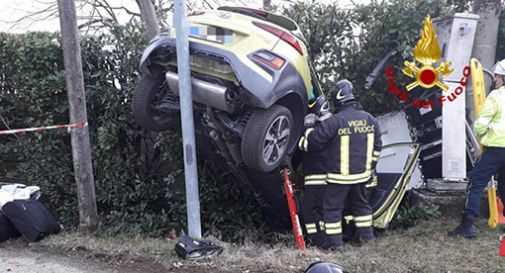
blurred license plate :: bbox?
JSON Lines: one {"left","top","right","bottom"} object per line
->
{"left": 190, "top": 26, "right": 233, "bottom": 44}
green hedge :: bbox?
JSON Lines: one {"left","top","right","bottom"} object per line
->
{"left": 0, "top": 24, "right": 264, "bottom": 240}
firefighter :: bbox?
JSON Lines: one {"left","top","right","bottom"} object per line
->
{"left": 449, "top": 59, "right": 505, "bottom": 238}
{"left": 298, "top": 99, "right": 332, "bottom": 248}
{"left": 299, "top": 79, "right": 382, "bottom": 250}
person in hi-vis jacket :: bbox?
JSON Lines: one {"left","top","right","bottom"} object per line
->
{"left": 450, "top": 59, "right": 505, "bottom": 238}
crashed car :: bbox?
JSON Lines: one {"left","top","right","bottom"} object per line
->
{"left": 132, "top": 6, "right": 324, "bottom": 172}
{"left": 132, "top": 8, "right": 423, "bottom": 230}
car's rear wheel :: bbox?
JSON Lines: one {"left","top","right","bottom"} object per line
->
{"left": 132, "top": 75, "right": 175, "bottom": 131}
{"left": 241, "top": 105, "right": 293, "bottom": 172}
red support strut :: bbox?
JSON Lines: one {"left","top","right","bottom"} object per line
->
{"left": 282, "top": 168, "right": 305, "bottom": 250}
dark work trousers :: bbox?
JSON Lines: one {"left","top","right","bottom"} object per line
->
{"left": 323, "top": 183, "right": 373, "bottom": 249}
{"left": 343, "top": 185, "right": 375, "bottom": 243}
{"left": 302, "top": 185, "right": 326, "bottom": 247}
{"left": 465, "top": 147, "right": 505, "bottom": 219}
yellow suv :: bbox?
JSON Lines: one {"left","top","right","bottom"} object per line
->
{"left": 132, "top": 7, "right": 323, "bottom": 172}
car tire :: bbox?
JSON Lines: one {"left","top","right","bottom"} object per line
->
{"left": 241, "top": 105, "right": 293, "bottom": 172}
{"left": 132, "top": 75, "right": 174, "bottom": 131}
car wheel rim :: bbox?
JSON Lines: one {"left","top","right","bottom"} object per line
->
{"left": 263, "top": 115, "right": 291, "bottom": 166}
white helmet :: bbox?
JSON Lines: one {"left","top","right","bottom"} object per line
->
{"left": 493, "top": 59, "right": 505, "bottom": 76}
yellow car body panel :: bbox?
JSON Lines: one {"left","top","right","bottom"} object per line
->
{"left": 186, "top": 10, "right": 312, "bottom": 96}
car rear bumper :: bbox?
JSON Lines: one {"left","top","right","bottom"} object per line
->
{"left": 139, "top": 35, "right": 308, "bottom": 110}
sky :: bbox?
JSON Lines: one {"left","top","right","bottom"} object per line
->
{"left": 0, "top": 0, "right": 370, "bottom": 33}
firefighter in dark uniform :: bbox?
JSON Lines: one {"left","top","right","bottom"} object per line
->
{"left": 299, "top": 79, "right": 382, "bottom": 250}
{"left": 298, "top": 100, "right": 332, "bottom": 248}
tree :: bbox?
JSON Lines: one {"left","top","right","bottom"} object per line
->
{"left": 57, "top": 0, "right": 98, "bottom": 234}
{"left": 472, "top": 0, "right": 501, "bottom": 88}
{"left": 136, "top": 0, "right": 160, "bottom": 40}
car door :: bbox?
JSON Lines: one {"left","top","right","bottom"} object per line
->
{"left": 370, "top": 142, "right": 422, "bottom": 228}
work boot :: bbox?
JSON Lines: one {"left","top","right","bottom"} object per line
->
{"left": 448, "top": 215, "right": 477, "bottom": 238}
{"left": 359, "top": 231, "right": 375, "bottom": 243}
{"left": 323, "top": 234, "right": 343, "bottom": 251}
{"left": 307, "top": 233, "right": 325, "bottom": 249}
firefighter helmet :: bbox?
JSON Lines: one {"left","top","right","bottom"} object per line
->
{"left": 328, "top": 79, "right": 355, "bottom": 111}
{"left": 493, "top": 59, "right": 505, "bottom": 76}
{"left": 304, "top": 262, "right": 348, "bottom": 273}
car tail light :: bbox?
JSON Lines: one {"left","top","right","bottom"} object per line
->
{"left": 187, "top": 11, "right": 205, "bottom": 16}
{"left": 252, "top": 50, "right": 285, "bottom": 70}
{"left": 252, "top": 21, "right": 304, "bottom": 56}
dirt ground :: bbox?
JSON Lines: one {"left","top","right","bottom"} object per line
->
{"left": 2, "top": 215, "right": 505, "bottom": 273}
{"left": 0, "top": 241, "right": 219, "bottom": 273}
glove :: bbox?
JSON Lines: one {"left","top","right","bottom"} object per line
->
{"left": 304, "top": 113, "right": 317, "bottom": 128}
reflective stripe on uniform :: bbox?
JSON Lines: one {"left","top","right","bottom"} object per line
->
{"left": 354, "top": 215, "right": 373, "bottom": 228}
{"left": 354, "top": 215, "right": 372, "bottom": 222}
{"left": 326, "top": 170, "right": 371, "bottom": 184}
{"left": 355, "top": 221, "right": 373, "bottom": 228}
{"left": 304, "top": 180, "right": 327, "bottom": 185}
{"left": 304, "top": 174, "right": 327, "bottom": 185}
{"left": 340, "top": 135, "right": 350, "bottom": 175}
{"left": 365, "top": 133, "right": 374, "bottom": 169}
{"left": 327, "top": 177, "right": 371, "bottom": 184}
{"left": 305, "top": 223, "right": 317, "bottom": 234}
{"left": 319, "top": 221, "right": 325, "bottom": 230}
{"left": 325, "top": 221, "right": 342, "bottom": 235}
{"left": 343, "top": 215, "right": 353, "bottom": 223}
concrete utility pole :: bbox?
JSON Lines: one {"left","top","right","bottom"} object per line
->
{"left": 174, "top": 0, "right": 202, "bottom": 238}
{"left": 136, "top": 0, "right": 160, "bottom": 40}
{"left": 57, "top": 0, "right": 98, "bottom": 233}
{"left": 470, "top": 0, "right": 501, "bottom": 120}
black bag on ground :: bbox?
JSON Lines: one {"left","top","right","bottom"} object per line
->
{"left": 175, "top": 235, "right": 223, "bottom": 260}
{"left": 0, "top": 211, "right": 20, "bottom": 242}
{"left": 2, "top": 199, "right": 60, "bottom": 242}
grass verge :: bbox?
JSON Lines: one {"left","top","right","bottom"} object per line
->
{"left": 31, "top": 216, "right": 505, "bottom": 273}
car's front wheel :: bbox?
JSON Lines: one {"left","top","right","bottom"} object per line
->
{"left": 241, "top": 105, "right": 293, "bottom": 172}
{"left": 132, "top": 75, "right": 176, "bottom": 131}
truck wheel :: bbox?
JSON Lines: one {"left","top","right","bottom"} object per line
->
{"left": 242, "top": 105, "right": 293, "bottom": 172}
{"left": 132, "top": 75, "right": 174, "bottom": 131}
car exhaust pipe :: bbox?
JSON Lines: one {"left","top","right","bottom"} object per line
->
{"left": 165, "top": 71, "right": 233, "bottom": 113}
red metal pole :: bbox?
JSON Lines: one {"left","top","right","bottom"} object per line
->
{"left": 282, "top": 168, "right": 305, "bottom": 250}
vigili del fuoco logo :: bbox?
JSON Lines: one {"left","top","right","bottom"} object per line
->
{"left": 384, "top": 15, "right": 470, "bottom": 109}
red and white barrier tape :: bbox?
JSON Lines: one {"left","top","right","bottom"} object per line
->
{"left": 0, "top": 122, "right": 88, "bottom": 135}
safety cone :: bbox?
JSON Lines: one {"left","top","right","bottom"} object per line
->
{"left": 500, "top": 235, "right": 505, "bottom": 257}
{"left": 498, "top": 198, "right": 505, "bottom": 225}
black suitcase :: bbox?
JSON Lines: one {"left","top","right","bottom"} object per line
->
{"left": 2, "top": 200, "right": 60, "bottom": 242}
{"left": 0, "top": 211, "right": 20, "bottom": 242}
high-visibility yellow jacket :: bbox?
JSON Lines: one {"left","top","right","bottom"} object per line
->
{"left": 474, "top": 86, "right": 505, "bottom": 147}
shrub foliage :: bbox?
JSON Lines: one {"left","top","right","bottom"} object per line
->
{"left": 0, "top": 25, "right": 264, "bottom": 239}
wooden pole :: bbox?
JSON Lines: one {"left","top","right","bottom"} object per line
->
{"left": 57, "top": 0, "right": 98, "bottom": 234}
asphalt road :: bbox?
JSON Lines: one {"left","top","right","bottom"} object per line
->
{"left": 0, "top": 246, "right": 115, "bottom": 273}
